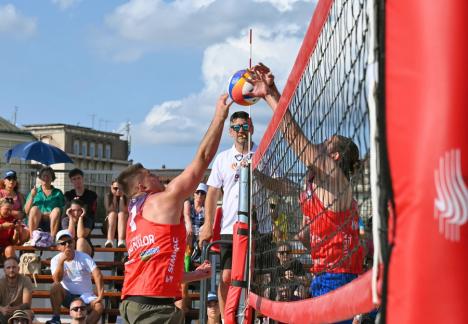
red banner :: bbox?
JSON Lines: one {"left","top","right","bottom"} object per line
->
{"left": 386, "top": 0, "right": 468, "bottom": 322}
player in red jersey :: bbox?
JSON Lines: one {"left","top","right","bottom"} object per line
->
{"left": 116, "top": 94, "right": 232, "bottom": 324}
{"left": 249, "top": 64, "right": 363, "bottom": 324}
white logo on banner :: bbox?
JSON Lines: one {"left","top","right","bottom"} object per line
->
{"left": 434, "top": 149, "right": 468, "bottom": 241}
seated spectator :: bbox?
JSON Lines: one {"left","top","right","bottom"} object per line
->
{"left": 63, "top": 169, "right": 97, "bottom": 256}
{"left": 47, "top": 230, "right": 103, "bottom": 324}
{"left": 63, "top": 199, "right": 93, "bottom": 256}
{"left": 0, "top": 171, "right": 25, "bottom": 221}
{"left": 273, "top": 242, "right": 308, "bottom": 300}
{"left": 0, "top": 198, "right": 29, "bottom": 258}
{"left": 69, "top": 298, "right": 87, "bottom": 324}
{"left": 183, "top": 183, "right": 207, "bottom": 265}
{"left": 103, "top": 180, "right": 127, "bottom": 248}
{"left": 24, "top": 167, "right": 64, "bottom": 243}
{"left": 207, "top": 291, "right": 221, "bottom": 324}
{"left": 0, "top": 257, "right": 34, "bottom": 324}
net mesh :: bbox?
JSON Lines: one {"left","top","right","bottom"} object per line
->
{"left": 251, "top": 0, "right": 373, "bottom": 304}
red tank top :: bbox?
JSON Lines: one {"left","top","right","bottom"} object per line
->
{"left": 0, "top": 214, "right": 16, "bottom": 247}
{"left": 300, "top": 188, "right": 363, "bottom": 274}
{"left": 121, "top": 193, "right": 186, "bottom": 299}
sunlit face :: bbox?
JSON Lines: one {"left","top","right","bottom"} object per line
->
{"left": 207, "top": 300, "right": 220, "bottom": 319}
{"left": 70, "top": 300, "right": 87, "bottom": 320}
{"left": 69, "top": 203, "right": 84, "bottom": 217}
{"left": 4, "top": 259, "right": 19, "bottom": 279}
{"left": 40, "top": 171, "right": 53, "bottom": 185}
{"left": 57, "top": 236, "right": 74, "bottom": 253}
{"left": 138, "top": 170, "right": 164, "bottom": 194}
{"left": 277, "top": 245, "right": 291, "bottom": 265}
{"left": 0, "top": 203, "right": 12, "bottom": 217}
{"left": 111, "top": 182, "right": 122, "bottom": 196}
{"left": 70, "top": 175, "right": 84, "bottom": 190}
{"left": 3, "top": 177, "right": 17, "bottom": 190}
{"left": 229, "top": 117, "right": 254, "bottom": 145}
{"left": 193, "top": 190, "right": 207, "bottom": 204}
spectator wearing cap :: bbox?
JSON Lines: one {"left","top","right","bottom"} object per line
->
{"left": 183, "top": 183, "right": 208, "bottom": 263}
{"left": 69, "top": 298, "right": 87, "bottom": 324}
{"left": 0, "top": 171, "right": 25, "bottom": 221}
{"left": 62, "top": 168, "right": 98, "bottom": 256}
{"left": 206, "top": 291, "right": 221, "bottom": 324}
{"left": 24, "top": 167, "right": 65, "bottom": 243}
{"left": 0, "top": 257, "right": 34, "bottom": 324}
{"left": 47, "top": 230, "right": 103, "bottom": 324}
{"left": 7, "top": 310, "right": 30, "bottom": 324}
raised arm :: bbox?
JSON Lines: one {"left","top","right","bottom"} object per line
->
{"left": 251, "top": 64, "right": 326, "bottom": 167}
{"left": 165, "top": 94, "right": 231, "bottom": 204}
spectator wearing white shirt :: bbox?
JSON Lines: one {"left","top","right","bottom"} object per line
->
{"left": 46, "top": 230, "right": 103, "bottom": 324}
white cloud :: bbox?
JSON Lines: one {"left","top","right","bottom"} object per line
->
{"left": 99, "top": 0, "right": 313, "bottom": 62}
{"left": 51, "top": 0, "right": 81, "bottom": 10}
{"left": 0, "top": 4, "right": 36, "bottom": 38}
{"left": 132, "top": 25, "right": 303, "bottom": 146}
{"left": 253, "top": 0, "right": 309, "bottom": 12}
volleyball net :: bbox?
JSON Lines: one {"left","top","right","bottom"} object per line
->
{"left": 247, "top": 0, "right": 380, "bottom": 322}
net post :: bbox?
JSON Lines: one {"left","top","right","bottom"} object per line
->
{"left": 236, "top": 164, "right": 250, "bottom": 323}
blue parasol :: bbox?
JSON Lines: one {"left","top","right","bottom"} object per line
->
{"left": 4, "top": 141, "right": 74, "bottom": 165}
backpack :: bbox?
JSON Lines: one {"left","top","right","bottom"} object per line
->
{"left": 18, "top": 253, "right": 41, "bottom": 287}
{"left": 31, "top": 230, "right": 54, "bottom": 248}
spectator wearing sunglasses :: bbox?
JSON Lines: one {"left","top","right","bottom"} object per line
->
{"left": 104, "top": 180, "right": 128, "bottom": 248}
{"left": 63, "top": 169, "right": 97, "bottom": 256}
{"left": 47, "top": 230, "right": 104, "bottom": 324}
{"left": 183, "top": 183, "right": 208, "bottom": 265}
{"left": 69, "top": 298, "right": 87, "bottom": 324}
{"left": 198, "top": 110, "right": 256, "bottom": 319}
{"left": 0, "top": 170, "right": 25, "bottom": 221}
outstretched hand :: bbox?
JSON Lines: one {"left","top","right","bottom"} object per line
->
{"left": 245, "top": 62, "right": 276, "bottom": 98}
{"left": 215, "top": 93, "right": 233, "bottom": 121}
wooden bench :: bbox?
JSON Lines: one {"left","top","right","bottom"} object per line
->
{"left": 28, "top": 274, "right": 124, "bottom": 284}
{"left": 41, "top": 259, "right": 124, "bottom": 270}
{"left": 15, "top": 246, "right": 127, "bottom": 253}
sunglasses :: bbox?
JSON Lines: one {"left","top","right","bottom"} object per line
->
{"left": 230, "top": 123, "right": 249, "bottom": 132}
{"left": 278, "top": 251, "right": 289, "bottom": 255}
{"left": 58, "top": 239, "right": 73, "bottom": 246}
{"left": 195, "top": 190, "right": 206, "bottom": 195}
{"left": 112, "top": 187, "right": 120, "bottom": 191}
{"left": 71, "top": 306, "right": 87, "bottom": 312}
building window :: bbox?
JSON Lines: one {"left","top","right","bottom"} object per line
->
{"left": 97, "top": 144, "right": 103, "bottom": 159}
{"left": 105, "top": 144, "right": 111, "bottom": 160}
{"left": 73, "top": 140, "right": 80, "bottom": 155}
{"left": 89, "top": 143, "right": 95, "bottom": 158}
{"left": 82, "top": 142, "right": 88, "bottom": 157}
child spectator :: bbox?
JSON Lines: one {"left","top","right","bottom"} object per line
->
{"left": 0, "top": 198, "right": 29, "bottom": 257}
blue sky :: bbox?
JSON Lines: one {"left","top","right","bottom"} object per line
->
{"left": 0, "top": 0, "right": 315, "bottom": 168}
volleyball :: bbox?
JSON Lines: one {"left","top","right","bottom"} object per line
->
{"left": 227, "top": 69, "right": 260, "bottom": 106}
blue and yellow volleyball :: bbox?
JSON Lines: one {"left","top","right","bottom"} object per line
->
{"left": 228, "top": 69, "right": 260, "bottom": 106}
